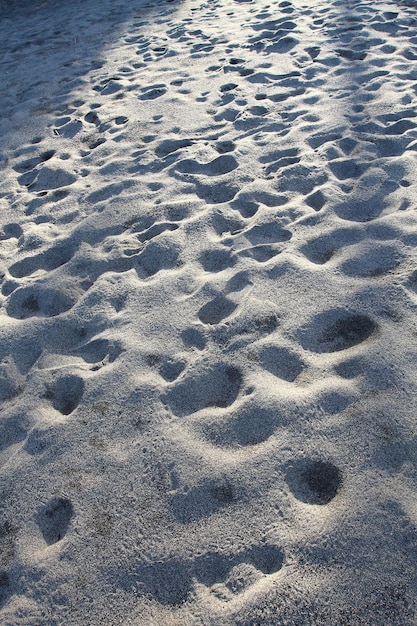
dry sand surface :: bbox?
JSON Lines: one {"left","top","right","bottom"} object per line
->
{"left": 1, "top": 0, "right": 417, "bottom": 623}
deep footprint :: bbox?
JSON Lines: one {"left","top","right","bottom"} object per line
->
{"left": 44, "top": 374, "right": 84, "bottom": 415}
{"left": 286, "top": 459, "right": 342, "bottom": 505}
{"left": 36, "top": 497, "right": 74, "bottom": 545}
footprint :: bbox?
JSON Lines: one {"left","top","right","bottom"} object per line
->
{"left": 198, "top": 295, "right": 237, "bottom": 325}
{"left": 77, "top": 339, "right": 122, "bottom": 365}
{"left": 258, "top": 345, "right": 305, "bottom": 382}
{"left": 199, "top": 247, "right": 236, "bottom": 272}
{"left": 6, "top": 285, "right": 77, "bottom": 319}
{"left": 137, "top": 237, "right": 181, "bottom": 277}
{"left": 195, "top": 182, "right": 239, "bottom": 204}
{"left": 36, "top": 497, "right": 74, "bottom": 545}
{"left": 136, "top": 222, "right": 179, "bottom": 243}
{"left": 23, "top": 166, "right": 76, "bottom": 192}
{"left": 44, "top": 374, "right": 84, "bottom": 415}
{"left": 278, "top": 164, "right": 327, "bottom": 195}
{"left": 9, "top": 241, "right": 76, "bottom": 278}
{"left": 155, "top": 138, "right": 193, "bottom": 158}
{"left": 0, "top": 414, "right": 29, "bottom": 452}
{"left": 339, "top": 243, "right": 403, "bottom": 278}
{"left": 171, "top": 479, "right": 238, "bottom": 523}
{"left": 286, "top": 459, "right": 342, "bottom": 505}
{"left": 159, "top": 357, "right": 186, "bottom": 382}
{"left": 196, "top": 544, "right": 284, "bottom": 591}
{"left": 138, "top": 543, "right": 284, "bottom": 605}
{"left": 305, "top": 188, "right": 326, "bottom": 211}
{"left": 163, "top": 363, "right": 242, "bottom": 416}
{"left": 243, "top": 221, "right": 292, "bottom": 245}
{"left": 13, "top": 150, "right": 55, "bottom": 174}
{"left": 181, "top": 327, "right": 207, "bottom": 350}
{"left": 174, "top": 154, "right": 238, "bottom": 176}
{"left": 53, "top": 120, "right": 82, "bottom": 139}
{"left": 298, "top": 309, "right": 378, "bottom": 353}
{"left": 0, "top": 571, "right": 10, "bottom": 608}
{"left": 197, "top": 401, "right": 283, "bottom": 448}
{"left": 238, "top": 245, "right": 282, "bottom": 263}
{"left": 300, "top": 227, "right": 362, "bottom": 265}
{"left": 139, "top": 85, "right": 167, "bottom": 100}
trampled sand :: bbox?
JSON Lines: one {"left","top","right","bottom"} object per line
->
{"left": 1, "top": 0, "right": 417, "bottom": 623}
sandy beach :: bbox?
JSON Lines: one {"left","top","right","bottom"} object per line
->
{"left": 1, "top": 0, "right": 417, "bottom": 623}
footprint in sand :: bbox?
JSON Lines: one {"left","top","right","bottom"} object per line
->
{"left": 0, "top": 414, "right": 30, "bottom": 454}
{"left": 199, "top": 246, "right": 236, "bottom": 273}
{"left": 158, "top": 356, "right": 187, "bottom": 382}
{"left": 258, "top": 344, "right": 305, "bottom": 382}
{"left": 298, "top": 308, "right": 378, "bottom": 354}
{"left": 0, "top": 571, "right": 11, "bottom": 609}
{"left": 286, "top": 459, "right": 342, "bottom": 505}
{"left": 44, "top": 374, "right": 84, "bottom": 416}
{"left": 195, "top": 396, "right": 287, "bottom": 449}
{"left": 198, "top": 295, "right": 238, "bottom": 325}
{"left": 9, "top": 240, "right": 76, "bottom": 278}
{"left": 139, "top": 84, "right": 167, "bottom": 100}
{"left": 170, "top": 478, "right": 238, "bottom": 524}
{"left": 137, "top": 543, "right": 284, "bottom": 605}
{"left": 163, "top": 362, "right": 242, "bottom": 417}
{"left": 36, "top": 497, "right": 74, "bottom": 545}
{"left": 6, "top": 284, "right": 77, "bottom": 319}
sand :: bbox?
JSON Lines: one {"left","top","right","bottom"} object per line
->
{"left": 1, "top": 0, "right": 417, "bottom": 623}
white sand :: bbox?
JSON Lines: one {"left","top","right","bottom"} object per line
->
{"left": 1, "top": 0, "right": 417, "bottom": 623}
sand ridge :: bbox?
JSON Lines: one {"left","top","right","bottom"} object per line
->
{"left": 1, "top": 0, "right": 417, "bottom": 623}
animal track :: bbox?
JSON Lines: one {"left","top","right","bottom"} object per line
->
{"left": 36, "top": 497, "right": 74, "bottom": 545}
